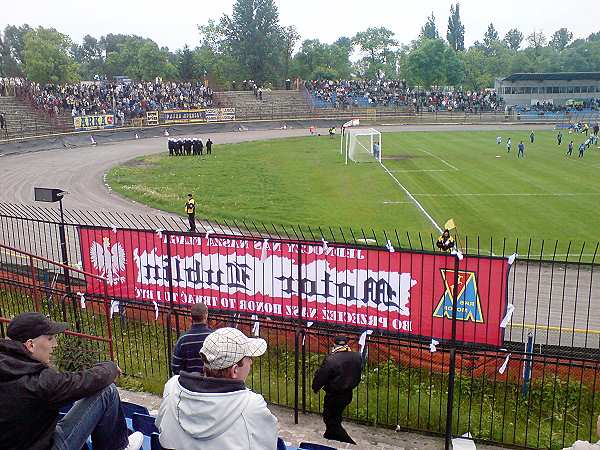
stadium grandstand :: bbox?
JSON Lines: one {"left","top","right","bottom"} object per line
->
{"left": 306, "top": 78, "right": 501, "bottom": 111}
{"left": 496, "top": 72, "right": 600, "bottom": 115}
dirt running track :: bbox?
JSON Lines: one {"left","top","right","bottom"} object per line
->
{"left": 4, "top": 122, "right": 600, "bottom": 350}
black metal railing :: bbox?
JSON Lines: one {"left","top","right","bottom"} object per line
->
{"left": 1, "top": 204, "right": 599, "bottom": 449}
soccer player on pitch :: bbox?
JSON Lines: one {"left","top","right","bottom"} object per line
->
{"left": 506, "top": 138, "right": 512, "bottom": 153}
{"left": 518, "top": 141, "right": 525, "bottom": 158}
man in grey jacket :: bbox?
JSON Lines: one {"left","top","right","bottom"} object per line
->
{"left": 0, "top": 312, "right": 143, "bottom": 450}
{"left": 157, "top": 327, "right": 278, "bottom": 449}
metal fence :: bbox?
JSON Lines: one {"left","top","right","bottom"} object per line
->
{"left": 1, "top": 204, "right": 599, "bottom": 449}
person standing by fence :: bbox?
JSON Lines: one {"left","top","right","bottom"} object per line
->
{"left": 185, "top": 193, "right": 196, "bottom": 232}
{"left": 171, "top": 303, "right": 212, "bottom": 375}
{"left": 312, "top": 336, "right": 362, "bottom": 445}
{"left": 206, "top": 138, "right": 213, "bottom": 155}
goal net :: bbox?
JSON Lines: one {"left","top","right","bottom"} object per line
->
{"left": 344, "top": 128, "right": 382, "bottom": 164}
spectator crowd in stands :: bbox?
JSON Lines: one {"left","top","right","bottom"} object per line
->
{"left": 518, "top": 99, "right": 600, "bottom": 113}
{"left": 306, "top": 79, "right": 502, "bottom": 112}
{"left": 12, "top": 78, "right": 214, "bottom": 124}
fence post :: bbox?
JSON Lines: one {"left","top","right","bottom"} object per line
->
{"left": 444, "top": 253, "right": 461, "bottom": 450}
{"left": 103, "top": 280, "right": 115, "bottom": 361}
{"left": 165, "top": 232, "right": 175, "bottom": 377}
{"left": 522, "top": 331, "right": 534, "bottom": 398}
{"left": 302, "top": 326, "right": 306, "bottom": 414}
{"left": 294, "top": 242, "right": 304, "bottom": 425}
{"left": 29, "top": 255, "right": 41, "bottom": 312}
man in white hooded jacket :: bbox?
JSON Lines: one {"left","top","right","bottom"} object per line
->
{"left": 156, "top": 327, "right": 278, "bottom": 450}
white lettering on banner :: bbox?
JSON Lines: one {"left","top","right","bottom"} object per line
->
{"left": 133, "top": 248, "right": 416, "bottom": 315}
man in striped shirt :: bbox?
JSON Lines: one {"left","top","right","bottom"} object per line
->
{"left": 171, "top": 303, "right": 212, "bottom": 374}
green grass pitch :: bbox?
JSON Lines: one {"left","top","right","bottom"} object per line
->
{"left": 107, "top": 130, "right": 600, "bottom": 257}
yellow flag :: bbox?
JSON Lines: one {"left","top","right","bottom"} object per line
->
{"left": 444, "top": 218, "right": 456, "bottom": 230}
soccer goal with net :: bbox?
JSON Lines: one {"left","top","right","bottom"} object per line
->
{"left": 343, "top": 128, "right": 382, "bottom": 164}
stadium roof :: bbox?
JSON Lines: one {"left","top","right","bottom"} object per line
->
{"left": 502, "top": 72, "right": 600, "bottom": 82}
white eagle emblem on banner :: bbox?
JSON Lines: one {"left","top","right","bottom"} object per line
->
{"left": 90, "top": 237, "right": 126, "bottom": 285}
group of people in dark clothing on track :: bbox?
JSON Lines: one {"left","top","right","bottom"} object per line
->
{"left": 167, "top": 137, "right": 213, "bottom": 156}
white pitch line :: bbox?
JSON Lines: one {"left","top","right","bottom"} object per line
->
{"left": 417, "top": 149, "right": 459, "bottom": 171}
{"left": 379, "top": 162, "right": 442, "bottom": 233}
{"left": 413, "top": 193, "right": 600, "bottom": 197}
{"left": 387, "top": 169, "right": 453, "bottom": 173}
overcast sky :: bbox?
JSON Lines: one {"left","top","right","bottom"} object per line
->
{"left": 2, "top": 0, "right": 598, "bottom": 52}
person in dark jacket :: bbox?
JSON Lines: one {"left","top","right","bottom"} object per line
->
{"left": 171, "top": 302, "right": 212, "bottom": 375}
{"left": 312, "top": 336, "right": 362, "bottom": 445}
{"left": 436, "top": 229, "right": 455, "bottom": 252}
{"left": 0, "top": 312, "right": 143, "bottom": 450}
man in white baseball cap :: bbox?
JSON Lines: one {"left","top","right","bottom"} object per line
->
{"left": 156, "top": 327, "right": 278, "bottom": 450}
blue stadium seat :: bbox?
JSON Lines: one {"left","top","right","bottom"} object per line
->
{"left": 277, "top": 437, "right": 287, "bottom": 450}
{"left": 299, "top": 443, "right": 338, "bottom": 450}
{"left": 122, "top": 401, "right": 150, "bottom": 418}
{"left": 150, "top": 432, "right": 164, "bottom": 450}
{"left": 132, "top": 412, "right": 159, "bottom": 436}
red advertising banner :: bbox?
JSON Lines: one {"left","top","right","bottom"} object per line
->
{"left": 78, "top": 227, "right": 510, "bottom": 346}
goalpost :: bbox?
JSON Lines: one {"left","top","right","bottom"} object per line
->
{"left": 343, "top": 128, "right": 382, "bottom": 164}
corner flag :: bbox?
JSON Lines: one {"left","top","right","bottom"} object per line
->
{"left": 444, "top": 218, "right": 456, "bottom": 230}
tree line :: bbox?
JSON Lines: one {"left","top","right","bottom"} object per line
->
{"left": 1, "top": 0, "right": 600, "bottom": 90}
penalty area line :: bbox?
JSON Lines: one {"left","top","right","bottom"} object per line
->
{"left": 386, "top": 169, "right": 453, "bottom": 173}
{"left": 417, "top": 149, "right": 459, "bottom": 171}
{"left": 379, "top": 162, "right": 442, "bottom": 233}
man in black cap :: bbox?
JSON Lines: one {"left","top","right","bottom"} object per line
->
{"left": 312, "top": 336, "right": 362, "bottom": 444}
{"left": 0, "top": 312, "right": 143, "bottom": 450}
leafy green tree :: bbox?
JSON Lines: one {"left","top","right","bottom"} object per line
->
{"left": 104, "top": 36, "right": 176, "bottom": 80}
{"left": 23, "top": 27, "right": 79, "bottom": 84}
{"left": 1, "top": 24, "right": 32, "bottom": 76}
{"left": 135, "top": 42, "right": 177, "bottom": 80}
{"left": 198, "top": 19, "right": 226, "bottom": 54}
{"left": 404, "top": 38, "right": 463, "bottom": 87}
{"left": 281, "top": 25, "right": 300, "bottom": 80}
{"left": 4, "top": 25, "right": 32, "bottom": 66}
{"left": 220, "top": 0, "right": 282, "bottom": 83}
{"left": 506, "top": 49, "right": 539, "bottom": 73}
{"left": 195, "top": 20, "right": 242, "bottom": 88}
{"left": 353, "top": 27, "right": 397, "bottom": 65}
{"left": 177, "top": 45, "right": 196, "bottom": 80}
{"left": 460, "top": 47, "right": 492, "bottom": 90}
{"left": 290, "top": 36, "right": 354, "bottom": 80}
{"left": 331, "top": 37, "right": 353, "bottom": 79}
{"left": 100, "top": 33, "right": 131, "bottom": 55}
{"left": 353, "top": 27, "right": 398, "bottom": 78}
{"left": 420, "top": 13, "right": 439, "bottom": 40}
{"left": 549, "top": 28, "right": 573, "bottom": 51}
{"left": 291, "top": 39, "right": 329, "bottom": 79}
{"left": 446, "top": 3, "right": 465, "bottom": 51}
{"left": 72, "top": 34, "right": 104, "bottom": 79}
{"left": 483, "top": 23, "right": 500, "bottom": 54}
{"left": 527, "top": 31, "right": 547, "bottom": 55}
{"left": 503, "top": 29, "right": 524, "bottom": 51}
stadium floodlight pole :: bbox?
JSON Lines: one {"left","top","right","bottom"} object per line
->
{"left": 33, "top": 188, "right": 70, "bottom": 289}
{"left": 33, "top": 187, "right": 83, "bottom": 332}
